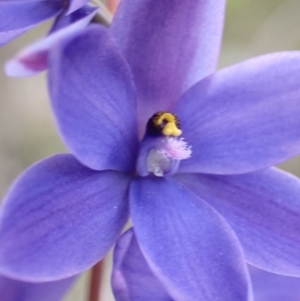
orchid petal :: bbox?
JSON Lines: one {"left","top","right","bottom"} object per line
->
{"left": 0, "top": 154, "right": 129, "bottom": 281}
{"left": 5, "top": 5, "right": 98, "bottom": 77}
{"left": 67, "top": 0, "right": 89, "bottom": 14}
{"left": 112, "top": 228, "right": 173, "bottom": 301}
{"left": 175, "top": 52, "right": 300, "bottom": 174}
{"left": 48, "top": 25, "right": 138, "bottom": 172}
{"left": 249, "top": 265, "right": 300, "bottom": 301}
{"left": 0, "top": 274, "right": 76, "bottom": 301}
{"left": 0, "top": 0, "right": 63, "bottom": 46}
{"left": 111, "top": 0, "right": 226, "bottom": 130}
{"left": 176, "top": 168, "right": 300, "bottom": 276}
{"left": 130, "top": 177, "right": 252, "bottom": 301}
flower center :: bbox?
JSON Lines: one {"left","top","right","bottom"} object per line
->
{"left": 146, "top": 111, "right": 182, "bottom": 137}
{"left": 136, "top": 112, "right": 192, "bottom": 177}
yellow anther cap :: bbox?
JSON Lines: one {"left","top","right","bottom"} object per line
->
{"left": 146, "top": 111, "right": 182, "bottom": 137}
{"left": 162, "top": 122, "right": 182, "bottom": 136}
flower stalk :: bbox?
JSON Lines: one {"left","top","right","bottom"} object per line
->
{"left": 88, "top": 261, "right": 103, "bottom": 301}
{"left": 106, "top": 0, "right": 119, "bottom": 13}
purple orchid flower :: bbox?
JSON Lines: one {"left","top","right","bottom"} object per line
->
{"left": 1, "top": 0, "right": 300, "bottom": 300}
{"left": 0, "top": 0, "right": 90, "bottom": 47}
{"left": 0, "top": 274, "right": 76, "bottom": 301}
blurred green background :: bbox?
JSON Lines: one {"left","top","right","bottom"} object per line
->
{"left": 0, "top": 0, "right": 300, "bottom": 300}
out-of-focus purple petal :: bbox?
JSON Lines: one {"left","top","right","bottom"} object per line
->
{"left": 48, "top": 25, "right": 138, "bottom": 172}
{"left": 112, "top": 228, "right": 173, "bottom": 301}
{"left": 111, "top": 0, "right": 226, "bottom": 131}
{"left": 249, "top": 265, "right": 300, "bottom": 301}
{"left": 67, "top": 0, "right": 89, "bottom": 14}
{"left": 0, "top": 274, "right": 76, "bottom": 301}
{"left": 0, "top": 0, "right": 63, "bottom": 46}
{"left": 176, "top": 168, "right": 300, "bottom": 276}
{"left": 130, "top": 177, "right": 252, "bottom": 301}
{"left": 0, "top": 154, "right": 129, "bottom": 281}
{"left": 175, "top": 52, "right": 300, "bottom": 174}
{"left": 5, "top": 5, "right": 98, "bottom": 77}
{"left": 49, "top": 4, "right": 97, "bottom": 32}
